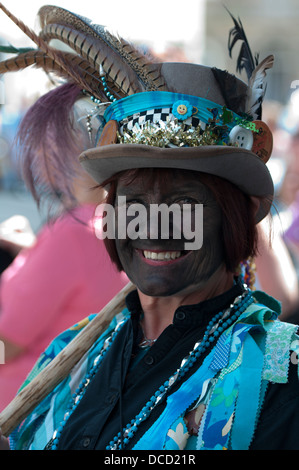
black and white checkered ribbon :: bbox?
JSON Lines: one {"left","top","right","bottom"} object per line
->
{"left": 119, "top": 107, "right": 205, "bottom": 135}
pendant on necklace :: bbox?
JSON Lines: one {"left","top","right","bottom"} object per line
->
{"left": 138, "top": 324, "right": 157, "bottom": 348}
{"left": 138, "top": 337, "right": 157, "bottom": 348}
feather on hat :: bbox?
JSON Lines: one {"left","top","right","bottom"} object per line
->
{"left": 225, "top": 8, "right": 274, "bottom": 120}
{"left": 0, "top": 3, "right": 274, "bottom": 221}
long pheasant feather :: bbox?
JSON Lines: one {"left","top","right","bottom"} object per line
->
{"left": 38, "top": 5, "right": 166, "bottom": 92}
{"left": 40, "top": 23, "right": 143, "bottom": 95}
{"left": 0, "top": 49, "right": 111, "bottom": 101}
{"left": 105, "top": 32, "right": 166, "bottom": 91}
{"left": 0, "top": 3, "right": 98, "bottom": 97}
{"left": 38, "top": 5, "right": 105, "bottom": 39}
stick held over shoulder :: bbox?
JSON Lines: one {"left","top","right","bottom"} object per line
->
{"left": 0, "top": 282, "right": 134, "bottom": 437}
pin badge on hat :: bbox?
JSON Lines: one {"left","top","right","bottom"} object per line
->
{"left": 229, "top": 120, "right": 273, "bottom": 163}
{"left": 172, "top": 100, "right": 194, "bottom": 120}
{"left": 251, "top": 121, "right": 273, "bottom": 163}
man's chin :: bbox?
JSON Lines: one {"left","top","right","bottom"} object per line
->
{"left": 136, "top": 281, "right": 188, "bottom": 298}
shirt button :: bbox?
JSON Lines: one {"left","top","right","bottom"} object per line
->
{"left": 144, "top": 355, "right": 154, "bottom": 365}
{"left": 82, "top": 437, "right": 91, "bottom": 448}
{"left": 175, "top": 310, "right": 186, "bottom": 321}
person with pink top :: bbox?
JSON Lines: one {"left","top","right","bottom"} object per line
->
{"left": 0, "top": 203, "right": 127, "bottom": 411}
{"left": 0, "top": 83, "right": 128, "bottom": 411}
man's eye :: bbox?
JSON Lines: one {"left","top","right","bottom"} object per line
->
{"left": 175, "top": 197, "right": 199, "bottom": 206}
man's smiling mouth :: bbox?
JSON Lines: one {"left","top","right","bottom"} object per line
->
{"left": 143, "top": 250, "right": 182, "bottom": 261}
{"left": 135, "top": 249, "right": 192, "bottom": 264}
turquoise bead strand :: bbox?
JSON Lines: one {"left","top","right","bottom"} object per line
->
{"left": 107, "top": 290, "right": 253, "bottom": 450}
{"left": 49, "top": 319, "right": 128, "bottom": 450}
{"left": 48, "top": 288, "right": 253, "bottom": 451}
{"left": 101, "top": 76, "right": 117, "bottom": 102}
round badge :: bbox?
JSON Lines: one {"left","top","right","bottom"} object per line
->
{"left": 229, "top": 125, "right": 254, "bottom": 150}
{"left": 172, "top": 100, "right": 193, "bottom": 121}
{"left": 251, "top": 121, "right": 273, "bottom": 163}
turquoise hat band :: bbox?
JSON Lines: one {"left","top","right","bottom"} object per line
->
{"left": 103, "top": 91, "right": 241, "bottom": 127}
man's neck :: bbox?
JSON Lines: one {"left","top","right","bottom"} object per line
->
{"left": 137, "top": 265, "right": 234, "bottom": 340}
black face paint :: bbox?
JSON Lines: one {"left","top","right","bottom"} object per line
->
{"left": 115, "top": 171, "right": 225, "bottom": 297}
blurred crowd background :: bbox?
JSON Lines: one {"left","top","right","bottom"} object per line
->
{"left": 1, "top": 0, "right": 299, "bottom": 268}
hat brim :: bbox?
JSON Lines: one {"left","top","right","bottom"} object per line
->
{"left": 79, "top": 144, "right": 274, "bottom": 223}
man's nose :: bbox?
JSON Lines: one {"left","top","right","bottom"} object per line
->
{"left": 147, "top": 207, "right": 183, "bottom": 240}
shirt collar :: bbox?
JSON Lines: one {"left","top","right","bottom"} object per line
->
{"left": 125, "top": 276, "right": 245, "bottom": 329}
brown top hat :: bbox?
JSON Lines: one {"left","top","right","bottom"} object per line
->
{"left": 79, "top": 60, "right": 274, "bottom": 223}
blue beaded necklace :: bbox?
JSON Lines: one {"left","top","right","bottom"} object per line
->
{"left": 49, "top": 288, "right": 253, "bottom": 450}
{"left": 107, "top": 289, "right": 253, "bottom": 449}
{"left": 49, "top": 319, "right": 127, "bottom": 450}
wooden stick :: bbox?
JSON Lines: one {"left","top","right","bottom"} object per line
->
{"left": 0, "top": 282, "right": 135, "bottom": 437}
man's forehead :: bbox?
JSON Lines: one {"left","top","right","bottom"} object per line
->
{"left": 115, "top": 170, "right": 209, "bottom": 194}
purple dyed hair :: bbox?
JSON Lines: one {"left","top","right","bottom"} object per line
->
{"left": 16, "top": 82, "right": 84, "bottom": 208}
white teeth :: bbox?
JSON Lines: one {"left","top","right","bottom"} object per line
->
{"left": 143, "top": 250, "right": 181, "bottom": 260}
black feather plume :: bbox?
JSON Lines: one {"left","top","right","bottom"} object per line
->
{"left": 226, "top": 8, "right": 258, "bottom": 81}
{"left": 211, "top": 68, "right": 247, "bottom": 114}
